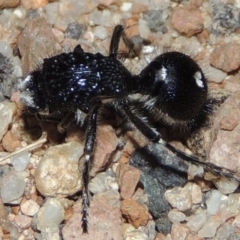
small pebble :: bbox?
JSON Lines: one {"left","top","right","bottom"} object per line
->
{"left": 65, "top": 22, "right": 83, "bottom": 39}
{"left": 52, "top": 28, "right": 64, "bottom": 43}
{"left": 168, "top": 209, "right": 186, "bottom": 223}
{"left": 171, "top": 5, "right": 204, "bottom": 36}
{"left": 41, "top": 224, "right": 60, "bottom": 240}
{"left": 21, "top": 199, "right": 40, "bottom": 216}
{"left": 189, "top": 182, "right": 202, "bottom": 204}
{"left": 138, "top": 21, "right": 151, "bottom": 39}
{"left": 220, "top": 116, "right": 238, "bottom": 131}
{"left": 198, "top": 215, "right": 222, "bottom": 238}
{"left": 165, "top": 186, "right": 192, "bottom": 211}
{"left": 21, "top": 0, "right": 48, "bottom": 9}
{"left": 44, "top": 2, "right": 60, "bottom": 25}
{"left": 139, "top": 173, "right": 169, "bottom": 219}
{"left": 0, "top": 41, "right": 13, "bottom": 58}
{"left": 0, "top": 0, "right": 20, "bottom": 8}
{"left": 213, "top": 176, "right": 239, "bottom": 195}
{"left": 206, "top": 190, "right": 222, "bottom": 215}
{"left": 35, "top": 198, "right": 64, "bottom": 231}
{"left": 143, "top": 9, "right": 168, "bottom": 33}
{"left": 210, "top": 43, "right": 240, "bottom": 72}
{"left": 11, "top": 151, "right": 31, "bottom": 172}
{"left": 62, "top": 191, "right": 122, "bottom": 239}
{"left": 93, "top": 26, "right": 108, "bottom": 40}
{"left": 187, "top": 211, "right": 207, "bottom": 232}
{"left": 209, "top": 91, "right": 240, "bottom": 173}
{"left": 116, "top": 163, "right": 140, "bottom": 199}
{"left": 142, "top": 220, "right": 157, "bottom": 240}
{"left": 155, "top": 213, "right": 172, "bottom": 235}
{"left": 213, "top": 222, "right": 236, "bottom": 240}
{"left": 89, "top": 9, "right": 113, "bottom": 27}
{"left": 170, "top": 223, "right": 191, "bottom": 240}
{"left": 90, "top": 125, "right": 118, "bottom": 176}
{"left": 206, "top": 65, "right": 227, "bottom": 83}
{"left": 120, "top": 2, "right": 132, "bottom": 12}
{"left": 13, "top": 8, "right": 27, "bottom": 20}
{"left": 211, "top": 3, "right": 240, "bottom": 34}
{"left": 120, "top": 199, "right": 149, "bottom": 228}
{"left": 26, "top": 9, "right": 40, "bottom": 19}
{"left": 15, "top": 170, "right": 29, "bottom": 179}
{"left": 34, "top": 142, "right": 83, "bottom": 198}
{"left": 225, "top": 193, "right": 240, "bottom": 216}
{"left": 0, "top": 102, "right": 17, "bottom": 141}
{"left": 122, "top": 223, "right": 149, "bottom": 240}
{"left": 14, "top": 214, "right": 32, "bottom": 229}
{"left": 0, "top": 173, "right": 25, "bottom": 203}
{"left": 88, "top": 172, "right": 118, "bottom": 194}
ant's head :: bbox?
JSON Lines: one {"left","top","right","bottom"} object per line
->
{"left": 139, "top": 51, "right": 208, "bottom": 121}
{"left": 18, "top": 70, "right": 47, "bottom": 115}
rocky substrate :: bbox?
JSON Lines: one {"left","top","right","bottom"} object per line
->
{"left": 1, "top": 0, "right": 240, "bottom": 240}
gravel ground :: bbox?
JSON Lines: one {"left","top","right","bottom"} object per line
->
{"left": 1, "top": 0, "right": 240, "bottom": 240}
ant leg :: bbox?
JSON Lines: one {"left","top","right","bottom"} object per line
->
{"left": 57, "top": 111, "right": 75, "bottom": 133}
{"left": 109, "top": 24, "right": 151, "bottom": 59}
{"left": 117, "top": 99, "right": 161, "bottom": 143}
{"left": 121, "top": 30, "right": 136, "bottom": 56}
{"left": 109, "top": 24, "right": 137, "bottom": 58}
{"left": 81, "top": 103, "right": 101, "bottom": 233}
{"left": 121, "top": 31, "right": 151, "bottom": 58}
{"left": 35, "top": 113, "right": 61, "bottom": 123}
{"left": 117, "top": 98, "right": 240, "bottom": 181}
{"left": 109, "top": 25, "right": 124, "bottom": 57}
{"left": 35, "top": 112, "right": 75, "bottom": 133}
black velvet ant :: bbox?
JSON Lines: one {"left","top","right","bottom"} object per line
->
{"left": 18, "top": 25, "right": 235, "bottom": 233}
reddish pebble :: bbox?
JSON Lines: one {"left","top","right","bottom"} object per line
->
{"left": 154, "top": 232, "right": 166, "bottom": 240}
{"left": 210, "top": 43, "right": 240, "bottom": 72}
{"left": 62, "top": 191, "right": 122, "bottom": 239}
{"left": 90, "top": 125, "right": 118, "bottom": 176}
{"left": 11, "top": 205, "right": 20, "bottom": 215}
{"left": 220, "top": 116, "right": 238, "bottom": 131}
{"left": 120, "top": 199, "right": 149, "bottom": 228}
{"left": 171, "top": 6, "right": 204, "bottom": 36}
{"left": 2, "top": 130, "right": 21, "bottom": 152}
{"left": 116, "top": 163, "right": 141, "bottom": 199}
{"left": 21, "top": 0, "right": 48, "bottom": 9}
{"left": 0, "top": 0, "right": 20, "bottom": 8}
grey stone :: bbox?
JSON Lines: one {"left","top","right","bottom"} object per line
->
{"left": 0, "top": 172, "right": 25, "bottom": 203}
{"left": 65, "top": 22, "right": 83, "bottom": 39}
{"left": 11, "top": 151, "right": 31, "bottom": 172}
{"left": 35, "top": 198, "right": 64, "bottom": 231}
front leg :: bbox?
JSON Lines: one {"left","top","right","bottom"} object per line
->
{"left": 81, "top": 103, "right": 101, "bottom": 233}
{"left": 109, "top": 25, "right": 124, "bottom": 58}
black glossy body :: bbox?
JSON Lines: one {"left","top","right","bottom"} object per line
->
{"left": 139, "top": 52, "right": 207, "bottom": 120}
{"left": 20, "top": 45, "right": 136, "bottom": 115}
